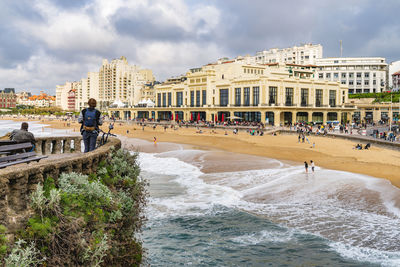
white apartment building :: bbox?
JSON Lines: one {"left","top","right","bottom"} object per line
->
{"left": 56, "top": 81, "right": 80, "bottom": 110}
{"left": 254, "top": 43, "right": 323, "bottom": 65}
{"left": 98, "top": 56, "right": 154, "bottom": 110}
{"left": 76, "top": 72, "right": 99, "bottom": 111}
{"left": 315, "top": 57, "right": 388, "bottom": 94}
{"left": 57, "top": 56, "right": 155, "bottom": 111}
{"left": 389, "top": 60, "right": 400, "bottom": 89}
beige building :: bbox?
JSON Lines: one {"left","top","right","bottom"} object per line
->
{"left": 56, "top": 81, "right": 80, "bottom": 111}
{"left": 57, "top": 56, "right": 155, "bottom": 112}
{"left": 110, "top": 59, "right": 355, "bottom": 125}
{"left": 349, "top": 98, "right": 400, "bottom": 124}
{"left": 98, "top": 56, "right": 155, "bottom": 110}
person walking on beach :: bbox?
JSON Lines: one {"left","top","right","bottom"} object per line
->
{"left": 78, "top": 98, "right": 103, "bottom": 153}
{"left": 304, "top": 161, "right": 308, "bottom": 173}
{"left": 310, "top": 160, "right": 315, "bottom": 173}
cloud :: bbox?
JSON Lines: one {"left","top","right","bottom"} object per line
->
{"left": 0, "top": 0, "right": 399, "bottom": 94}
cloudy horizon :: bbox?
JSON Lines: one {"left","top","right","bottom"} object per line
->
{"left": 0, "top": 0, "right": 399, "bottom": 95}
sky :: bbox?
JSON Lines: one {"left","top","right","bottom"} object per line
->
{"left": 0, "top": 0, "right": 399, "bottom": 95}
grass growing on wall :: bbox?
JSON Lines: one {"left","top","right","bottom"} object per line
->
{"left": 349, "top": 92, "right": 400, "bottom": 103}
{"left": 2, "top": 148, "right": 148, "bottom": 266}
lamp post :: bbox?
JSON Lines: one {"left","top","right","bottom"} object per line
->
{"left": 390, "top": 93, "right": 393, "bottom": 131}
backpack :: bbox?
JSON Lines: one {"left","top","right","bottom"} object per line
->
{"left": 83, "top": 108, "right": 97, "bottom": 131}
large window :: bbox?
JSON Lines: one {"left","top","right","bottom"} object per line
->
{"left": 285, "top": 88, "right": 293, "bottom": 106}
{"left": 162, "top": 93, "right": 166, "bottom": 107}
{"left": 244, "top": 87, "right": 250, "bottom": 106}
{"left": 220, "top": 89, "right": 229, "bottom": 106}
{"left": 190, "top": 91, "right": 194, "bottom": 107}
{"left": 196, "top": 90, "right": 200, "bottom": 107}
{"left": 176, "top": 92, "right": 183, "bottom": 107}
{"left": 202, "top": 90, "right": 206, "bottom": 106}
{"left": 157, "top": 93, "right": 161, "bottom": 107}
{"left": 253, "top": 87, "right": 259, "bottom": 106}
{"left": 301, "top": 88, "right": 308, "bottom": 107}
{"left": 235, "top": 88, "right": 241, "bottom": 106}
{"left": 329, "top": 90, "right": 336, "bottom": 107}
{"left": 269, "top": 87, "right": 277, "bottom": 105}
{"left": 316, "top": 89, "right": 323, "bottom": 107}
{"left": 167, "top": 92, "right": 171, "bottom": 106}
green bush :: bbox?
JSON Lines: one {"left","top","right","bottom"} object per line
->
{"left": 8, "top": 148, "right": 147, "bottom": 266}
{"left": 0, "top": 225, "right": 7, "bottom": 260}
{"left": 349, "top": 92, "right": 400, "bottom": 103}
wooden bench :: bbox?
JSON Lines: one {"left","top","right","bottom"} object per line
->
{"left": 0, "top": 142, "right": 48, "bottom": 168}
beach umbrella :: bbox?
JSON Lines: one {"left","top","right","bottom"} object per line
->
{"left": 221, "top": 113, "right": 225, "bottom": 122}
{"left": 190, "top": 112, "right": 193, "bottom": 121}
{"left": 197, "top": 112, "right": 201, "bottom": 122}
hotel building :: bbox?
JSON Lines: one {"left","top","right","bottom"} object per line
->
{"left": 110, "top": 59, "right": 355, "bottom": 126}
{"left": 254, "top": 43, "right": 323, "bottom": 65}
{"left": 315, "top": 57, "right": 388, "bottom": 94}
{"left": 56, "top": 56, "right": 155, "bottom": 112}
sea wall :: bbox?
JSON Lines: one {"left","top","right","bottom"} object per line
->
{"left": 0, "top": 136, "right": 121, "bottom": 233}
{"left": 278, "top": 129, "right": 400, "bottom": 151}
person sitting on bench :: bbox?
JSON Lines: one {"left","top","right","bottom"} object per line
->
{"left": 10, "top": 122, "right": 36, "bottom": 150}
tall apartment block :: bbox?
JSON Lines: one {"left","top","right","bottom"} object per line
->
{"left": 56, "top": 56, "right": 155, "bottom": 111}
{"left": 315, "top": 57, "right": 388, "bottom": 94}
{"left": 254, "top": 43, "right": 323, "bottom": 65}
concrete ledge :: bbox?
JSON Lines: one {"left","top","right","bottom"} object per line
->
{"left": 0, "top": 137, "right": 121, "bottom": 233}
{"left": 278, "top": 129, "right": 400, "bottom": 151}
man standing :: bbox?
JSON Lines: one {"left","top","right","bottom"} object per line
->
{"left": 10, "top": 122, "right": 36, "bottom": 148}
{"left": 78, "top": 98, "right": 103, "bottom": 152}
{"left": 304, "top": 161, "right": 308, "bottom": 173}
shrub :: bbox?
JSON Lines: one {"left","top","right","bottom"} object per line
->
{"left": 4, "top": 240, "right": 45, "bottom": 267}
{"left": 11, "top": 148, "right": 147, "bottom": 266}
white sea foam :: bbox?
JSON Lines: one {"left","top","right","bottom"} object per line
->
{"left": 138, "top": 148, "right": 400, "bottom": 264}
{"left": 330, "top": 241, "right": 400, "bottom": 267}
{"left": 139, "top": 152, "right": 243, "bottom": 219}
{"left": 231, "top": 229, "right": 297, "bottom": 245}
{"left": 0, "top": 120, "right": 77, "bottom": 137}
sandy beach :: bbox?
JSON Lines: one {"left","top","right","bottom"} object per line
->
{"left": 3, "top": 117, "right": 400, "bottom": 188}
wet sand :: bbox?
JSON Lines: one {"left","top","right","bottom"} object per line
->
{"left": 4, "top": 117, "right": 400, "bottom": 188}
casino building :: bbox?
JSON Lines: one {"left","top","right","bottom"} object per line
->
{"left": 109, "top": 59, "right": 356, "bottom": 126}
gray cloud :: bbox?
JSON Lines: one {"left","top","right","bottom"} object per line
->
{"left": 0, "top": 0, "right": 399, "bottom": 94}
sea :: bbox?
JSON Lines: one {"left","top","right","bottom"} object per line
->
{"left": 1, "top": 120, "right": 400, "bottom": 266}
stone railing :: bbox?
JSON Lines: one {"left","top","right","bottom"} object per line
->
{"left": 35, "top": 136, "right": 83, "bottom": 155}
{"left": 0, "top": 136, "right": 121, "bottom": 233}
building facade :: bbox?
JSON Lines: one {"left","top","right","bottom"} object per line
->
{"left": 388, "top": 60, "right": 400, "bottom": 89}
{"left": 393, "top": 71, "right": 400, "bottom": 92}
{"left": 110, "top": 60, "right": 355, "bottom": 126}
{"left": 349, "top": 98, "right": 400, "bottom": 124}
{"left": 18, "top": 92, "right": 55, "bottom": 107}
{"left": 57, "top": 56, "right": 155, "bottom": 112}
{"left": 0, "top": 89, "right": 16, "bottom": 108}
{"left": 315, "top": 57, "right": 388, "bottom": 94}
{"left": 67, "top": 89, "right": 76, "bottom": 111}
{"left": 254, "top": 43, "right": 323, "bottom": 65}
{"left": 56, "top": 81, "right": 80, "bottom": 111}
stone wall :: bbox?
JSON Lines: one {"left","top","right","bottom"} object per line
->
{"left": 0, "top": 136, "right": 121, "bottom": 233}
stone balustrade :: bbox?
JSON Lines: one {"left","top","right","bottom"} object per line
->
{"left": 34, "top": 136, "right": 83, "bottom": 155}
{"left": 0, "top": 136, "right": 121, "bottom": 234}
